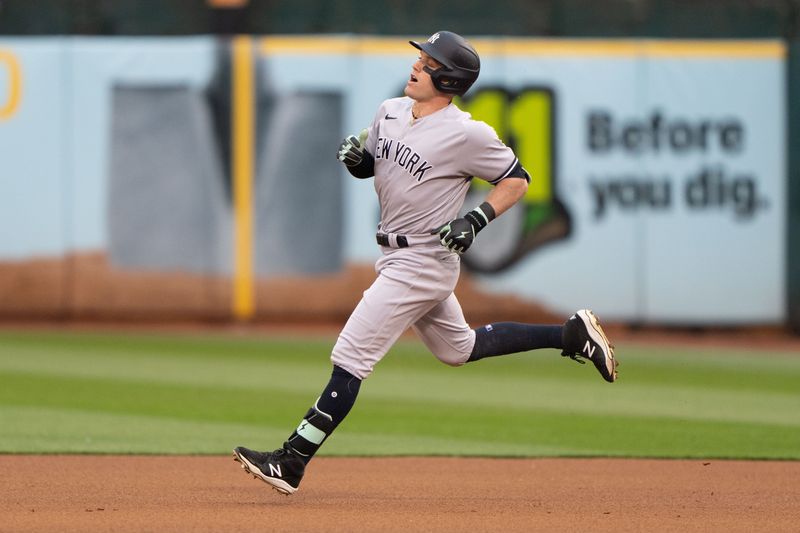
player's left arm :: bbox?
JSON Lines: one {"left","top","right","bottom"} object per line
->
{"left": 433, "top": 123, "right": 531, "bottom": 253}
{"left": 433, "top": 170, "right": 530, "bottom": 254}
{"left": 483, "top": 175, "right": 529, "bottom": 217}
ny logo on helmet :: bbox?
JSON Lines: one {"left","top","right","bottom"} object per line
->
{"left": 428, "top": 33, "right": 440, "bottom": 44}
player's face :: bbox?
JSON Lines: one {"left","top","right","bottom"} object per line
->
{"left": 404, "top": 51, "right": 443, "bottom": 101}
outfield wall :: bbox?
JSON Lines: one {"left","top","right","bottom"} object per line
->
{"left": 0, "top": 36, "right": 788, "bottom": 325}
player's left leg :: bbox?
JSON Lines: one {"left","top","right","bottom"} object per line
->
{"left": 411, "top": 293, "right": 474, "bottom": 367}
{"left": 413, "top": 294, "right": 566, "bottom": 367}
{"left": 469, "top": 309, "right": 617, "bottom": 382}
{"left": 559, "top": 309, "right": 617, "bottom": 382}
{"left": 468, "top": 322, "right": 562, "bottom": 360}
{"left": 415, "top": 298, "right": 617, "bottom": 382}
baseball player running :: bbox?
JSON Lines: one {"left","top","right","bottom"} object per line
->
{"left": 234, "top": 30, "right": 618, "bottom": 495}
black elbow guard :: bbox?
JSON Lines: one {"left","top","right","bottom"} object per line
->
{"left": 346, "top": 151, "right": 375, "bottom": 179}
{"left": 506, "top": 160, "right": 531, "bottom": 183}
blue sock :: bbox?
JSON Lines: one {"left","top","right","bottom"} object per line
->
{"left": 468, "top": 322, "right": 563, "bottom": 362}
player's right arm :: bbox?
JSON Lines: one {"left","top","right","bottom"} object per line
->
{"left": 337, "top": 128, "right": 374, "bottom": 179}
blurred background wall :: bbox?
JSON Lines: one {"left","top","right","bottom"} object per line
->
{"left": 0, "top": 0, "right": 798, "bottom": 332}
{"left": 0, "top": 0, "right": 798, "bottom": 38}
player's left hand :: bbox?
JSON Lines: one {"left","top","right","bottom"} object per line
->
{"left": 431, "top": 217, "right": 475, "bottom": 254}
{"left": 431, "top": 203, "right": 495, "bottom": 254}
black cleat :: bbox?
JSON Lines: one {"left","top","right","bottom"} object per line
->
{"left": 562, "top": 309, "right": 618, "bottom": 383}
{"left": 233, "top": 444, "right": 305, "bottom": 495}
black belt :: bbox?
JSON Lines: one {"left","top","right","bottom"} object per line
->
{"left": 376, "top": 232, "right": 409, "bottom": 248}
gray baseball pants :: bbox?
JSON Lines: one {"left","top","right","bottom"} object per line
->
{"left": 331, "top": 244, "right": 476, "bottom": 379}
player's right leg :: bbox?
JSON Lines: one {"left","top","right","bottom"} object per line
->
{"left": 233, "top": 444, "right": 306, "bottom": 495}
{"left": 234, "top": 247, "right": 458, "bottom": 494}
{"left": 233, "top": 365, "right": 360, "bottom": 494}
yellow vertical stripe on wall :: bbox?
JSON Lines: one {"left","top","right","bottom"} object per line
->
{"left": 510, "top": 92, "right": 552, "bottom": 203}
{"left": 0, "top": 49, "right": 23, "bottom": 120}
{"left": 232, "top": 36, "right": 255, "bottom": 320}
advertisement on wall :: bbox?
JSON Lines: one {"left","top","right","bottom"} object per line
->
{"left": 0, "top": 36, "right": 786, "bottom": 323}
{"left": 260, "top": 37, "right": 786, "bottom": 324}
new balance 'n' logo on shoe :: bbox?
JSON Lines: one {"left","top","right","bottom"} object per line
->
{"left": 582, "top": 340, "right": 596, "bottom": 358}
{"left": 561, "top": 309, "right": 618, "bottom": 383}
{"left": 233, "top": 444, "right": 305, "bottom": 495}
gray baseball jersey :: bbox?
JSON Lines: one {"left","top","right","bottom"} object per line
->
{"left": 330, "top": 97, "right": 527, "bottom": 380}
{"left": 365, "top": 96, "right": 521, "bottom": 235}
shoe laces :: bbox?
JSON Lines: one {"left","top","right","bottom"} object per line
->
{"left": 273, "top": 444, "right": 303, "bottom": 464}
{"left": 271, "top": 447, "right": 297, "bottom": 461}
{"left": 562, "top": 351, "right": 587, "bottom": 365}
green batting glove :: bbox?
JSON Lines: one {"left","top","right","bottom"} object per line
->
{"left": 431, "top": 202, "right": 496, "bottom": 254}
{"left": 337, "top": 129, "right": 369, "bottom": 166}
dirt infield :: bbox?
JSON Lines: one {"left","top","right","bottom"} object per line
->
{"left": 3, "top": 455, "right": 799, "bottom": 532}
{"left": 3, "top": 256, "right": 800, "bottom": 531}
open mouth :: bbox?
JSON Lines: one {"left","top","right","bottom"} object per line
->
{"left": 409, "top": 74, "right": 418, "bottom": 83}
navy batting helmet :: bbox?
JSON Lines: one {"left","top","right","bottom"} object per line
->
{"left": 409, "top": 31, "right": 480, "bottom": 96}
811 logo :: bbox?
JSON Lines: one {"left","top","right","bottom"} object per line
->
{"left": 454, "top": 87, "right": 571, "bottom": 273}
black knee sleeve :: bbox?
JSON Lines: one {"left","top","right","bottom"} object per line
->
{"left": 287, "top": 365, "right": 361, "bottom": 462}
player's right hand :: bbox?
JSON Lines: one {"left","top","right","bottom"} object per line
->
{"left": 337, "top": 129, "right": 368, "bottom": 166}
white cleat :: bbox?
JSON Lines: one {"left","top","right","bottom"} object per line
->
{"left": 562, "top": 309, "right": 618, "bottom": 383}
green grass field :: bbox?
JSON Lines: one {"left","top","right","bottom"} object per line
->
{"left": 0, "top": 329, "right": 798, "bottom": 459}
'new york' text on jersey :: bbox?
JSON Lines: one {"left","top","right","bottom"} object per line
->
{"left": 363, "top": 97, "right": 524, "bottom": 236}
{"left": 374, "top": 136, "right": 433, "bottom": 181}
